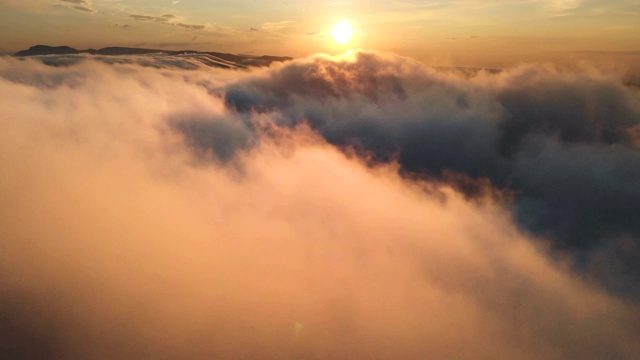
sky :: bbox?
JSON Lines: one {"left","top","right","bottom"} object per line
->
{"left": 1, "top": 2, "right": 640, "bottom": 358}
{"left": 1, "top": 0, "right": 639, "bottom": 66}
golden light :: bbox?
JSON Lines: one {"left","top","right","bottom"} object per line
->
{"left": 331, "top": 21, "right": 354, "bottom": 45}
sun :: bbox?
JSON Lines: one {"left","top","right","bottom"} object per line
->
{"left": 331, "top": 21, "right": 354, "bottom": 45}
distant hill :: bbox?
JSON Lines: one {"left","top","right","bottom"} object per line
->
{"left": 14, "top": 45, "right": 293, "bottom": 68}
{"left": 14, "top": 45, "right": 80, "bottom": 56}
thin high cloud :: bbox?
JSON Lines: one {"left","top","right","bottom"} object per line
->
{"left": 59, "top": 0, "right": 96, "bottom": 14}
{"left": 130, "top": 13, "right": 205, "bottom": 30}
{"left": 0, "top": 54, "right": 639, "bottom": 359}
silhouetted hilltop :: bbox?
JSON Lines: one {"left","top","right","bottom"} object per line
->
{"left": 14, "top": 45, "right": 293, "bottom": 67}
{"left": 15, "top": 45, "right": 80, "bottom": 56}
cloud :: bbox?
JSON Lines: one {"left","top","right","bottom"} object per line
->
{"left": 58, "top": 0, "right": 96, "bottom": 14}
{"left": 0, "top": 55, "right": 639, "bottom": 359}
{"left": 176, "top": 22, "right": 205, "bottom": 30}
{"left": 130, "top": 13, "right": 205, "bottom": 31}
{"left": 221, "top": 52, "right": 640, "bottom": 295}
{"left": 72, "top": 5, "right": 96, "bottom": 13}
{"left": 547, "top": 0, "right": 583, "bottom": 13}
{"left": 130, "top": 14, "right": 174, "bottom": 23}
{"left": 259, "top": 20, "right": 295, "bottom": 32}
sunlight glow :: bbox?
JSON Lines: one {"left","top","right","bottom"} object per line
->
{"left": 331, "top": 21, "right": 354, "bottom": 45}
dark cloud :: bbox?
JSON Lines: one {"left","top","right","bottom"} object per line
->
{"left": 170, "top": 113, "right": 256, "bottom": 163}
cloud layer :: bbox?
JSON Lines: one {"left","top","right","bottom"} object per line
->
{"left": 221, "top": 52, "right": 640, "bottom": 292}
{"left": 0, "top": 54, "right": 639, "bottom": 359}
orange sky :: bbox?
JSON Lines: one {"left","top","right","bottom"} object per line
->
{"left": 1, "top": 1, "right": 639, "bottom": 67}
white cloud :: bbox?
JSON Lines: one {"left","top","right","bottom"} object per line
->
{"left": 0, "top": 55, "right": 638, "bottom": 359}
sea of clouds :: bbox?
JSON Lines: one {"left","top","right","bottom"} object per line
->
{"left": 1, "top": 52, "right": 639, "bottom": 359}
